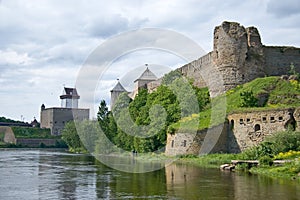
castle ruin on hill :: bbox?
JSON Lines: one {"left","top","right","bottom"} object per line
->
{"left": 112, "top": 21, "right": 300, "bottom": 100}
{"left": 148, "top": 21, "right": 300, "bottom": 97}
{"left": 111, "top": 21, "right": 300, "bottom": 155}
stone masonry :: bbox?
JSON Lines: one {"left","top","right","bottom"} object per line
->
{"left": 165, "top": 108, "right": 300, "bottom": 155}
{"left": 159, "top": 21, "right": 300, "bottom": 155}
{"left": 147, "top": 21, "right": 300, "bottom": 97}
{"left": 227, "top": 108, "right": 300, "bottom": 151}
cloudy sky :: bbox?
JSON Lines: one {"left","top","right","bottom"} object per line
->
{"left": 0, "top": 0, "right": 300, "bottom": 122}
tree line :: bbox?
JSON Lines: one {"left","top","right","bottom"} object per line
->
{"left": 62, "top": 70, "right": 210, "bottom": 154}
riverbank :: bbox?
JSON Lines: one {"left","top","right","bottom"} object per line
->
{"left": 176, "top": 153, "right": 300, "bottom": 182}
{"left": 60, "top": 145, "right": 300, "bottom": 182}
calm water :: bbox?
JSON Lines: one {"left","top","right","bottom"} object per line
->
{"left": 0, "top": 149, "right": 299, "bottom": 200}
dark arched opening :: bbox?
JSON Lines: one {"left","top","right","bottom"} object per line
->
{"left": 254, "top": 124, "right": 261, "bottom": 132}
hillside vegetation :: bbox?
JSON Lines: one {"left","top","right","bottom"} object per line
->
{"left": 169, "top": 76, "right": 300, "bottom": 133}
{"left": 62, "top": 75, "right": 300, "bottom": 154}
{"left": 11, "top": 127, "right": 59, "bottom": 139}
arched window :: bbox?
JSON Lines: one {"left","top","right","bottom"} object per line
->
{"left": 254, "top": 124, "right": 261, "bottom": 132}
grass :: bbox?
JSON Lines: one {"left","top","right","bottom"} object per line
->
{"left": 176, "top": 153, "right": 300, "bottom": 181}
{"left": 249, "top": 159, "right": 300, "bottom": 181}
{"left": 168, "top": 76, "right": 300, "bottom": 133}
{"left": 177, "top": 153, "right": 238, "bottom": 168}
{"left": 11, "top": 126, "right": 60, "bottom": 139}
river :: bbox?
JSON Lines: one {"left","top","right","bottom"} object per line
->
{"left": 0, "top": 149, "right": 299, "bottom": 199}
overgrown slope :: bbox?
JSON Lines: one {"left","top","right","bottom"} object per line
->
{"left": 169, "top": 76, "right": 300, "bottom": 133}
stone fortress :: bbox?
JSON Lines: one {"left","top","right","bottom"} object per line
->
{"left": 111, "top": 21, "right": 300, "bottom": 155}
{"left": 40, "top": 87, "right": 89, "bottom": 135}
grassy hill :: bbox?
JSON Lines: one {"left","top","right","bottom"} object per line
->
{"left": 169, "top": 76, "right": 300, "bottom": 133}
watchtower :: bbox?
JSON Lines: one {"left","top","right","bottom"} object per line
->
{"left": 60, "top": 87, "right": 80, "bottom": 108}
{"left": 110, "top": 80, "right": 127, "bottom": 108}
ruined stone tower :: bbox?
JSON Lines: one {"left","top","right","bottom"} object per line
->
{"left": 213, "top": 21, "right": 265, "bottom": 91}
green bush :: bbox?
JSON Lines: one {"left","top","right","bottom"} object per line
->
{"left": 266, "top": 131, "right": 300, "bottom": 153}
{"left": 239, "top": 90, "right": 258, "bottom": 107}
{"left": 239, "top": 131, "right": 300, "bottom": 161}
{"left": 259, "top": 155, "right": 273, "bottom": 166}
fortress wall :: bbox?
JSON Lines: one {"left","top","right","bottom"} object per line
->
{"left": 165, "top": 123, "right": 228, "bottom": 156}
{"left": 16, "top": 138, "right": 58, "bottom": 147}
{"left": 166, "top": 107, "right": 300, "bottom": 156}
{"left": 227, "top": 108, "right": 295, "bottom": 151}
{"left": 177, "top": 52, "right": 213, "bottom": 88}
{"left": 264, "top": 46, "right": 300, "bottom": 76}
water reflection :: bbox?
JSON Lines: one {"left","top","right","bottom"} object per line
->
{"left": 0, "top": 149, "right": 299, "bottom": 200}
{"left": 165, "top": 163, "right": 235, "bottom": 199}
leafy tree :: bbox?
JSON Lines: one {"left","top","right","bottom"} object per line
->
{"left": 97, "top": 100, "right": 117, "bottom": 142}
{"left": 112, "top": 92, "right": 135, "bottom": 151}
{"left": 112, "top": 92, "right": 132, "bottom": 119}
{"left": 76, "top": 120, "right": 100, "bottom": 153}
{"left": 169, "top": 77, "right": 200, "bottom": 117}
{"left": 194, "top": 87, "right": 210, "bottom": 111}
{"left": 161, "top": 69, "right": 182, "bottom": 85}
{"left": 97, "top": 77, "right": 209, "bottom": 153}
{"left": 97, "top": 100, "right": 109, "bottom": 122}
{"left": 129, "top": 88, "right": 148, "bottom": 121}
{"left": 146, "top": 85, "right": 180, "bottom": 124}
{"left": 61, "top": 121, "right": 85, "bottom": 152}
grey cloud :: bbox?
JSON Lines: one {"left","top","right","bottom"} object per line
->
{"left": 267, "top": 0, "right": 300, "bottom": 17}
{"left": 86, "top": 14, "right": 130, "bottom": 38}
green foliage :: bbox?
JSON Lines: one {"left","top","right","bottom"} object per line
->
{"left": 145, "top": 85, "right": 181, "bottom": 124}
{"left": 97, "top": 100, "right": 109, "bottom": 122}
{"left": 12, "top": 127, "right": 56, "bottom": 139}
{"left": 0, "top": 116, "right": 23, "bottom": 123}
{"left": 239, "top": 90, "right": 258, "bottom": 107}
{"left": 239, "top": 131, "right": 300, "bottom": 160}
{"left": 97, "top": 100, "right": 116, "bottom": 143}
{"left": 249, "top": 160, "right": 300, "bottom": 180}
{"left": 194, "top": 87, "right": 210, "bottom": 111}
{"left": 161, "top": 69, "right": 182, "bottom": 85}
{"left": 170, "top": 76, "right": 300, "bottom": 133}
{"left": 61, "top": 121, "right": 86, "bottom": 152}
{"left": 259, "top": 155, "right": 273, "bottom": 166}
{"left": 169, "top": 78, "right": 199, "bottom": 117}
{"left": 129, "top": 88, "right": 148, "bottom": 123}
{"left": 265, "top": 131, "right": 300, "bottom": 153}
{"left": 104, "top": 75, "right": 206, "bottom": 153}
{"left": 76, "top": 120, "right": 101, "bottom": 153}
{"left": 179, "top": 153, "right": 237, "bottom": 168}
{"left": 275, "top": 150, "right": 300, "bottom": 160}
